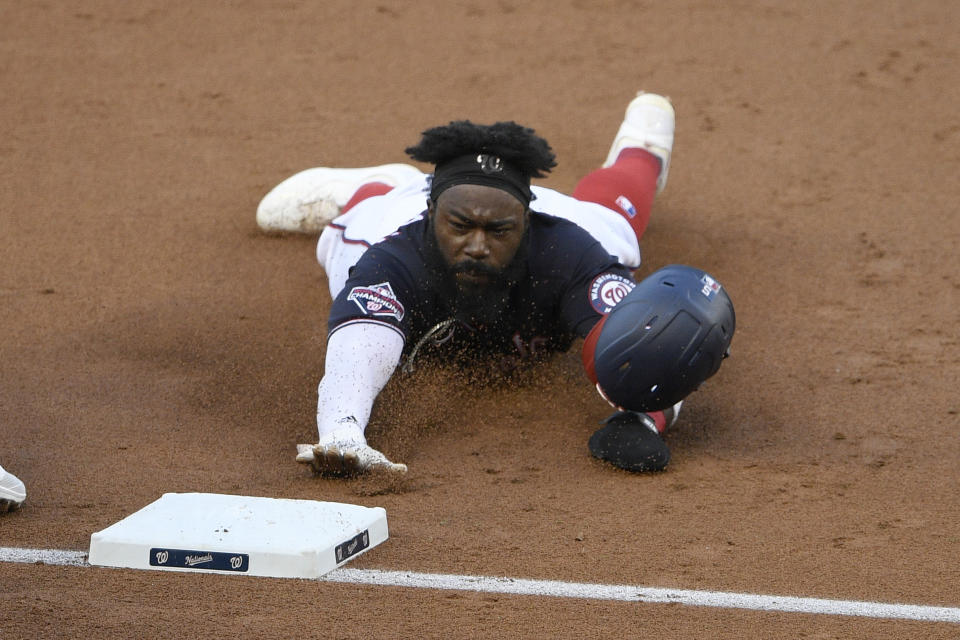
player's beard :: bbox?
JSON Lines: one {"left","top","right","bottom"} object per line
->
{"left": 425, "top": 223, "right": 528, "bottom": 330}
{"left": 449, "top": 251, "right": 525, "bottom": 329}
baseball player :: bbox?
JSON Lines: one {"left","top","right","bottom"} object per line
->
{"left": 0, "top": 463, "right": 26, "bottom": 513}
{"left": 258, "top": 92, "right": 735, "bottom": 476}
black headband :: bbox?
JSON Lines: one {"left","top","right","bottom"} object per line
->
{"left": 430, "top": 153, "right": 532, "bottom": 207}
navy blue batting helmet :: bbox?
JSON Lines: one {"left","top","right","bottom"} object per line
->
{"left": 584, "top": 264, "right": 735, "bottom": 412}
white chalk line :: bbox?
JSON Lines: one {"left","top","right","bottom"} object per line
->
{"left": 2, "top": 546, "right": 958, "bottom": 624}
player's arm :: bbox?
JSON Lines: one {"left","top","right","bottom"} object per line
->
{"left": 315, "top": 321, "right": 403, "bottom": 443}
{"left": 554, "top": 241, "right": 638, "bottom": 387}
{"left": 295, "top": 320, "right": 407, "bottom": 476}
{"left": 296, "top": 248, "right": 413, "bottom": 476}
{"left": 559, "top": 243, "right": 637, "bottom": 340}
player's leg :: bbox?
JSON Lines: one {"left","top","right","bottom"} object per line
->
{"left": 572, "top": 92, "right": 675, "bottom": 242}
{"left": 341, "top": 181, "right": 395, "bottom": 214}
{"left": 256, "top": 164, "right": 424, "bottom": 233}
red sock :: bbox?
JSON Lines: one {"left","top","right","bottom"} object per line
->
{"left": 342, "top": 182, "right": 394, "bottom": 214}
{"left": 571, "top": 148, "right": 661, "bottom": 242}
{"left": 646, "top": 410, "right": 668, "bottom": 434}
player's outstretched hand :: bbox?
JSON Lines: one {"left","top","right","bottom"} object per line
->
{"left": 296, "top": 441, "right": 408, "bottom": 477}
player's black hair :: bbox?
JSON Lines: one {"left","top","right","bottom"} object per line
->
{"left": 405, "top": 120, "right": 557, "bottom": 178}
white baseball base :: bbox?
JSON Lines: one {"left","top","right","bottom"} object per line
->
{"left": 88, "top": 493, "right": 388, "bottom": 579}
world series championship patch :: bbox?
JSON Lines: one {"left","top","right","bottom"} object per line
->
{"left": 348, "top": 282, "right": 405, "bottom": 321}
{"left": 589, "top": 273, "right": 635, "bottom": 314}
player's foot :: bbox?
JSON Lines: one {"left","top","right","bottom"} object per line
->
{"left": 588, "top": 411, "right": 671, "bottom": 472}
{"left": 296, "top": 441, "right": 407, "bottom": 477}
{"left": 603, "top": 92, "right": 675, "bottom": 194}
{"left": 0, "top": 464, "right": 26, "bottom": 513}
{"left": 256, "top": 163, "right": 424, "bottom": 233}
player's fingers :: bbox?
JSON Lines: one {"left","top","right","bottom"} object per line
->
{"left": 363, "top": 455, "right": 408, "bottom": 477}
{"left": 341, "top": 450, "right": 362, "bottom": 475}
{"left": 326, "top": 447, "right": 348, "bottom": 474}
{"left": 312, "top": 445, "right": 345, "bottom": 475}
{"left": 295, "top": 443, "right": 316, "bottom": 464}
{"left": 384, "top": 461, "right": 408, "bottom": 475}
{"left": 305, "top": 442, "right": 408, "bottom": 477}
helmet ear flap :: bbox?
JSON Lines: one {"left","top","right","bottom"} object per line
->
{"left": 592, "top": 265, "right": 735, "bottom": 412}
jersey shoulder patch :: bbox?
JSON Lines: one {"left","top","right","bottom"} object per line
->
{"left": 589, "top": 272, "right": 635, "bottom": 314}
{"left": 346, "top": 281, "right": 405, "bottom": 321}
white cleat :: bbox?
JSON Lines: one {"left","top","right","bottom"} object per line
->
{"left": 296, "top": 442, "right": 407, "bottom": 477}
{"left": 257, "top": 163, "right": 424, "bottom": 233}
{"left": 603, "top": 92, "right": 676, "bottom": 194}
{"left": 0, "top": 464, "right": 26, "bottom": 513}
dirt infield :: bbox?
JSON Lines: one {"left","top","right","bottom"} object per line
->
{"left": 2, "top": 1, "right": 959, "bottom": 637}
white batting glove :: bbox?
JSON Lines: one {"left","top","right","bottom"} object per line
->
{"left": 296, "top": 431, "right": 407, "bottom": 477}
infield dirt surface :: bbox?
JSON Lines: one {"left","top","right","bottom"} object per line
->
{"left": 2, "top": 1, "right": 959, "bottom": 638}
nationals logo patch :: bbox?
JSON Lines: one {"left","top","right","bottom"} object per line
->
{"left": 589, "top": 273, "right": 635, "bottom": 314}
{"left": 347, "top": 282, "right": 404, "bottom": 321}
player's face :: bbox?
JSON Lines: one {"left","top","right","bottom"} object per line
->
{"left": 429, "top": 184, "right": 527, "bottom": 287}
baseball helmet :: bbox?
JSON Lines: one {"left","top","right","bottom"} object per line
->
{"left": 586, "top": 264, "right": 735, "bottom": 412}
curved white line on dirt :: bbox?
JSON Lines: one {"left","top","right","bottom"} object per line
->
{"left": 3, "top": 546, "right": 958, "bottom": 623}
